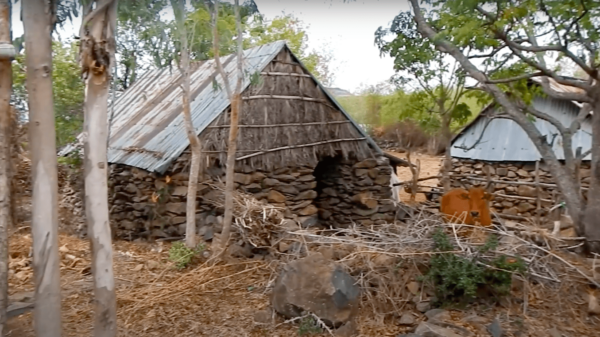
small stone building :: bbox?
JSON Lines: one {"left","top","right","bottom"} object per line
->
{"left": 65, "top": 41, "right": 403, "bottom": 240}
{"left": 444, "top": 81, "right": 591, "bottom": 222}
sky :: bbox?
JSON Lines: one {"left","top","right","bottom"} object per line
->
{"left": 10, "top": 0, "right": 409, "bottom": 93}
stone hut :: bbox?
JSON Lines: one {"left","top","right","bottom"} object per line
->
{"left": 442, "top": 79, "right": 592, "bottom": 222}
{"left": 63, "top": 41, "right": 406, "bottom": 240}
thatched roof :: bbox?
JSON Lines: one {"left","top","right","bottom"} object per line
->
{"left": 63, "top": 41, "right": 385, "bottom": 173}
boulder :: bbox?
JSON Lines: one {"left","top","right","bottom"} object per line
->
{"left": 271, "top": 253, "right": 360, "bottom": 327}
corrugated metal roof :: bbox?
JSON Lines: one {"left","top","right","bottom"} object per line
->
{"left": 60, "top": 40, "right": 381, "bottom": 174}
{"left": 451, "top": 96, "right": 592, "bottom": 161}
{"left": 530, "top": 77, "right": 591, "bottom": 110}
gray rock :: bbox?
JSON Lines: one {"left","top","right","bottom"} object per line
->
{"left": 271, "top": 253, "right": 360, "bottom": 327}
{"left": 425, "top": 309, "right": 450, "bottom": 322}
{"left": 275, "top": 184, "right": 299, "bottom": 195}
{"left": 396, "top": 334, "right": 421, "bottom": 337}
{"left": 415, "top": 301, "right": 431, "bottom": 313}
{"left": 165, "top": 202, "right": 186, "bottom": 214}
{"left": 298, "top": 215, "right": 319, "bottom": 228}
{"left": 273, "top": 174, "right": 296, "bottom": 183}
{"left": 262, "top": 178, "right": 280, "bottom": 188}
{"left": 243, "top": 183, "right": 262, "bottom": 193}
{"left": 415, "top": 322, "right": 462, "bottom": 337}
{"left": 399, "top": 313, "right": 416, "bottom": 325}
{"left": 487, "top": 318, "right": 503, "bottom": 337}
{"left": 294, "top": 190, "right": 318, "bottom": 200}
{"left": 354, "top": 158, "right": 378, "bottom": 169}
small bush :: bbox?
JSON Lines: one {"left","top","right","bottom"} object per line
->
{"left": 423, "top": 228, "right": 526, "bottom": 306}
{"left": 297, "top": 316, "right": 323, "bottom": 336}
{"left": 168, "top": 241, "right": 205, "bottom": 270}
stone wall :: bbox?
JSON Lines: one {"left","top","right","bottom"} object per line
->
{"left": 314, "top": 156, "right": 395, "bottom": 227}
{"left": 108, "top": 154, "right": 397, "bottom": 240}
{"left": 435, "top": 158, "right": 591, "bottom": 222}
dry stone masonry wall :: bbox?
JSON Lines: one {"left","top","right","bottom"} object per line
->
{"left": 437, "top": 158, "right": 591, "bottom": 223}
{"left": 108, "top": 155, "right": 397, "bottom": 241}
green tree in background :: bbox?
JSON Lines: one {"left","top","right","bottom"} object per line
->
{"left": 406, "top": 0, "right": 600, "bottom": 251}
{"left": 12, "top": 40, "right": 85, "bottom": 147}
{"left": 246, "top": 14, "right": 335, "bottom": 86}
{"left": 376, "top": 10, "right": 473, "bottom": 147}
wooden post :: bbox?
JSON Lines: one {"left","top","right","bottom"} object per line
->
{"left": 535, "top": 161, "right": 541, "bottom": 226}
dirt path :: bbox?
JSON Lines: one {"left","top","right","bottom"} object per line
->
{"left": 386, "top": 151, "right": 443, "bottom": 204}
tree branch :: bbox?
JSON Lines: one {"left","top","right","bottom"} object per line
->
{"left": 486, "top": 71, "right": 544, "bottom": 84}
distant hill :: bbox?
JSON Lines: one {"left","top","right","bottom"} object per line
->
{"left": 325, "top": 87, "right": 353, "bottom": 97}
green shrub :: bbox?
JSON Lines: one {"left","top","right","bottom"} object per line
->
{"left": 168, "top": 241, "right": 205, "bottom": 270}
{"left": 424, "top": 228, "right": 526, "bottom": 306}
{"left": 297, "top": 316, "right": 322, "bottom": 336}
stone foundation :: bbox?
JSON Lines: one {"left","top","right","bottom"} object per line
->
{"left": 436, "top": 158, "right": 591, "bottom": 222}
{"left": 108, "top": 155, "right": 397, "bottom": 240}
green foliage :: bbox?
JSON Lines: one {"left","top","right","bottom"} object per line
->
{"left": 297, "top": 316, "right": 322, "bottom": 336}
{"left": 12, "top": 40, "right": 85, "bottom": 148}
{"left": 424, "top": 228, "right": 526, "bottom": 306}
{"left": 376, "top": 8, "right": 473, "bottom": 139}
{"left": 246, "top": 14, "right": 335, "bottom": 86}
{"left": 168, "top": 241, "right": 205, "bottom": 270}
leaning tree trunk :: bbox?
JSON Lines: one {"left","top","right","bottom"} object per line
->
{"left": 582, "top": 85, "right": 600, "bottom": 253}
{"left": 173, "top": 0, "right": 200, "bottom": 249}
{"left": 79, "top": 1, "right": 118, "bottom": 336}
{"left": 216, "top": 0, "right": 244, "bottom": 258}
{"left": 0, "top": 1, "right": 13, "bottom": 334}
{"left": 22, "top": 1, "right": 63, "bottom": 336}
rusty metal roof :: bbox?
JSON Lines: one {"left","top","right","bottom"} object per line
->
{"left": 61, "top": 40, "right": 381, "bottom": 174}
{"left": 451, "top": 96, "right": 592, "bottom": 162}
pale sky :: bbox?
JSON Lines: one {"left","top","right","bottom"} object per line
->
{"left": 11, "top": 0, "right": 408, "bottom": 93}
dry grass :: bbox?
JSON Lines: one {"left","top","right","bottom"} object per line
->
{"left": 373, "top": 120, "right": 447, "bottom": 155}
{"left": 6, "top": 192, "right": 600, "bottom": 336}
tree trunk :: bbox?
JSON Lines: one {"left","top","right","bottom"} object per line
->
{"left": 79, "top": 1, "right": 118, "bottom": 336}
{"left": 440, "top": 111, "right": 452, "bottom": 192}
{"left": 22, "top": 1, "right": 63, "bottom": 336}
{"left": 173, "top": 0, "right": 200, "bottom": 248}
{"left": 217, "top": 0, "right": 244, "bottom": 258}
{"left": 582, "top": 85, "right": 600, "bottom": 253}
{"left": 0, "top": 1, "right": 12, "bottom": 334}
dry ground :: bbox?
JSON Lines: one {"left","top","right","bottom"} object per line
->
{"left": 6, "top": 225, "right": 600, "bottom": 337}
{"left": 387, "top": 151, "right": 443, "bottom": 204}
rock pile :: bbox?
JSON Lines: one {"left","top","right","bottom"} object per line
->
{"left": 315, "top": 156, "right": 396, "bottom": 228}
{"left": 108, "top": 154, "right": 398, "bottom": 240}
{"left": 437, "top": 158, "right": 592, "bottom": 221}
